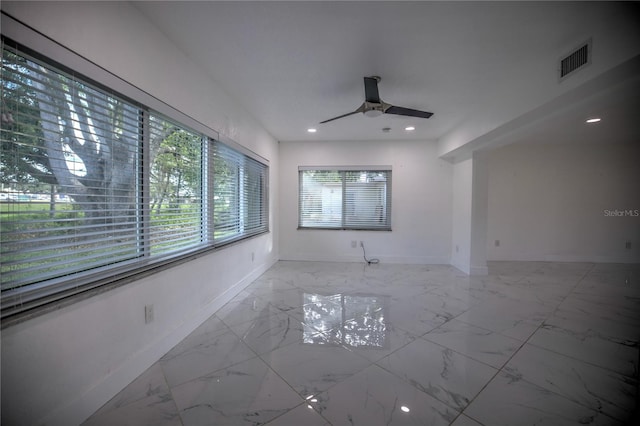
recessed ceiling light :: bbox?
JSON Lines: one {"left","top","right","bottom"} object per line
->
{"left": 405, "top": 126, "right": 415, "bottom": 131}
{"left": 585, "top": 118, "right": 601, "bottom": 124}
{"left": 400, "top": 406, "right": 410, "bottom": 413}
{"left": 307, "top": 128, "right": 317, "bottom": 133}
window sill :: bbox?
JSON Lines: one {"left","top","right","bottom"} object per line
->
{"left": 297, "top": 227, "right": 392, "bottom": 231}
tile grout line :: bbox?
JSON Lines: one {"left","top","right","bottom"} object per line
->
{"left": 507, "top": 263, "right": 639, "bottom": 423}
{"left": 443, "top": 293, "right": 527, "bottom": 423}
{"left": 159, "top": 362, "right": 186, "bottom": 426}
{"left": 448, "top": 264, "right": 599, "bottom": 425}
{"left": 471, "top": 263, "right": 633, "bottom": 424}
{"left": 518, "top": 261, "right": 640, "bottom": 376}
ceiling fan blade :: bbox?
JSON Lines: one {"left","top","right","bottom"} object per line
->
{"left": 385, "top": 105, "right": 433, "bottom": 119}
{"left": 364, "top": 77, "right": 381, "bottom": 103}
{"left": 320, "top": 103, "right": 366, "bottom": 124}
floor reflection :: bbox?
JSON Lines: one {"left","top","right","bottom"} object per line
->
{"left": 302, "top": 293, "right": 389, "bottom": 349}
{"left": 82, "top": 262, "right": 639, "bottom": 426}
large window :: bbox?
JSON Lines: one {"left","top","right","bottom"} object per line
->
{"left": 299, "top": 167, "right": 391, "bottom": 230}
{"left": 213, "top": 143, "right": 268, "bottom": 245}
{"left": 0, "top": 39, "right": 268, "bottom": 318}
{"left": 148, "top": 114, "right": 205, "bottom": 256}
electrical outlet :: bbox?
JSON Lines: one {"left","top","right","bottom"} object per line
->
{"left": 144, "top": 304, "right": 154, "bottom": 324}
{"left": 625, "top": 241, "right": 632, "bottom": 250}
{"left": 495, "top": 240, "right": 500, "bottom": 247}
{"left": 351, "top": 240, "right": 357, "bottom": 248}
{"left": 251, "top": 251, "right": 255, "bottom": 261}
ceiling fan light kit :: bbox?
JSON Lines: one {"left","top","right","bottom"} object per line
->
{"left": 320, "top": 76, "right": 433, "bottom": 124}
{"left": 364, "top": 108, "right": 383, "bottom": 118}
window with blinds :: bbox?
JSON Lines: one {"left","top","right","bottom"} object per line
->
{"left": 1, "top": 47, "right": 143, "bottom": 292}
{"left": 148, "top": 114, "right": 205, "bottom": 256}
{"left": 213, "top": 142, "right": 268, "bottom": 246}
{"left": 1, "top": 40, "right": 269, "bottom": 318}
{"left": 299, "top": 168, "right": 391, "bottom": 230}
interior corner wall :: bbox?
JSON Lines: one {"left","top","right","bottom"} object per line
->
{"left": 279, "top": 140, "right": 452, "bottom": 264}
{"left": 486, "top": 141, "right": 640, "bottom": 263}
{"left": 0, "top": 2, "right": 279, "bottom": 426}
{"left": 470, "top": 152, "right": 489, "bottom": 275}
{"left": 450, "top": 154, "right": 490, "bottom": 275}
{"left": 450, "top": 158, "right": 473, "bottom": 273}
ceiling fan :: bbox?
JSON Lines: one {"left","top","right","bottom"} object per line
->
{"left": 320, "top": 76, "right": 433, "bottom": 124}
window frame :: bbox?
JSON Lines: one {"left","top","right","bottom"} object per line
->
{"left": 298, "top": 166, "right": 392, "bottom": 231}
{"left": 0, "top": 17, "right": 269, "bottom": 322}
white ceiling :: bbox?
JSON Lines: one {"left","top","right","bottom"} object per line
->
{"left": 133, "top": 1, "right": 640, "bottom": 149}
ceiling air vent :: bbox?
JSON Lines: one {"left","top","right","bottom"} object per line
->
{"left": 559, "top": 39, "right": 591, "bottom": 80}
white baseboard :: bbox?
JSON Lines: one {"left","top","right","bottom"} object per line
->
{"left": 487, "top": 253, "right": 640, "bottom": 264}
{"left": 450, "top": 260, "right": 470, "bottom": 275}
{"left": 450, "top": 260, "right": 488, "bottom": 276}
{"left": 279, "top": 252, "right": 450, "bottom": 265}
{"left": 44, "top": 258, "right": 277, "bottom": 426}
{"left": 470, "top": 265, "right": 489, "bottom": 275}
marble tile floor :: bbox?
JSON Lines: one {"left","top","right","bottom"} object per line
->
{"left": 83, "top": 261, "right": 639, "bottom": 426}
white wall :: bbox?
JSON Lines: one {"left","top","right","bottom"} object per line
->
{"left": 0, "top": 2, "right": 279, "bottom": 426}
{"left": 279, "top": 140, "right": 452, "bottom": 264}
{"left": 486, "top": 141, "right": 640, "bottom": 263}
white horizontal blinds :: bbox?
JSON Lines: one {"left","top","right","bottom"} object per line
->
{"left": 299, "top": 168, "right": 391, "bottom": 230}
{"left": 344, "top": 171, "right": 391, "bottom": 229}
{"left": 242, "top": 155, "right": 268, "bottom": 236}
{"left": 1, "top": 46, "right": 142, "bottom": 291}
{"left": 213, "top": 141, "right": 268, "bottom": 245}
{"left": 299, "top": 170, "right": 343, "bottom": 228}
{"left": 147, "top": 114, "right": 204, "bottom": 255}
{"left": 213, "top": 142, "right": 241, "bottom": 244}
